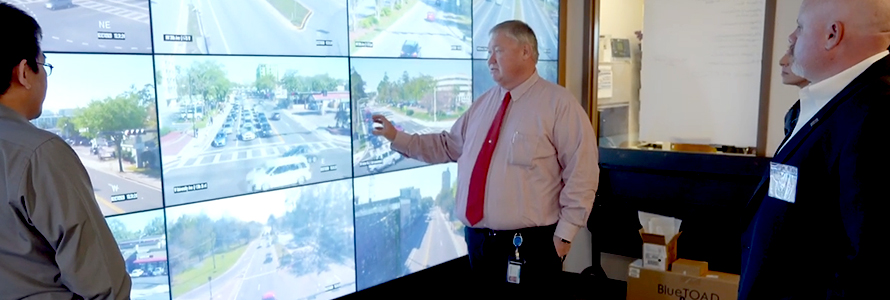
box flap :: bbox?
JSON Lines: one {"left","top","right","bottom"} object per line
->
{"left": 671, "top": 259, "right": 707, "bottom": 276}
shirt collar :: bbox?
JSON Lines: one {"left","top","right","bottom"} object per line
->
{"left": 0, "top": 103, "right": 30, "bottom": 124}
{"left": 799, "top": 50, "right": 889, "bottom": 102}
{"left": 502, "top": 70, "right": 540, "bottom": 101}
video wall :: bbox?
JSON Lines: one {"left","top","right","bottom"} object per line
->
{"left": 11, "top": 0, "right": 560, "bottom": 299}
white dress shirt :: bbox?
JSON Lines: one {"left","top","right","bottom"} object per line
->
{"left": 778, "top": 50, "right": 889, "bottom": 152}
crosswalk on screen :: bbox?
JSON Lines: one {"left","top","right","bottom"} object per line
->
{"left": 6, "top": 0, "right": 561, "bottom": 299}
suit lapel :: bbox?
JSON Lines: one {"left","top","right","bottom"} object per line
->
{"left": 743, "top": 56, "right": 890, "bottom": 225}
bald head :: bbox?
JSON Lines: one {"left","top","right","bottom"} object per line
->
{"left": 789, "top": 0, "right": 890, "bottom": 83}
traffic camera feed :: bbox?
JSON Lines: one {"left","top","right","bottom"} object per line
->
{"left": 30, "top": 53, "right": 163, "bottom": 217}
{"left": 155, "top": 55, "right": 352, "bottom": 206}
{"left": 149, "top": 0, "right": 348, "bottom": 56}
{"left": 472, "top": 0, "right": 559, "bottom": 60}
{"left": 353, "top": 164, "right": 467, "bottom": 290}
{"left": 5, "top": 0, "right": 153, "bottom": 53}
{"left": 348, "top": 0, "right": 472, "bottom": 59}
{"left": 164, "top": 180, "right": 355, "bottom": 300}
{"left": 106, "top": 210, "right": 171, "bottom": 300}
{"left": 9, "top": 0, "right": 565, "bottom": 297}
{"left": 349, "top": 58, "right": 471, "bottom": 177}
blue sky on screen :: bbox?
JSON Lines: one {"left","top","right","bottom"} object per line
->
{"left": 41, "top": 53, "right": 154, "bottom": 112}
{"left": 353, "top": 163, "right": 457, "bottom": 205}
{"left": 107, "top": 208, "right": 164, "bottom": 233}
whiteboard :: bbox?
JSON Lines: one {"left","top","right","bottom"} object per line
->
{"left": 639, "top": 0, "right": 766, "bottom": 147}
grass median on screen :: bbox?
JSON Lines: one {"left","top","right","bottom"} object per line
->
{"left": 171, "top": 244, "right": 248, "bottom": 297}
{"left": 267, "top": 0, "right": 311, "bottom": 28}
{"left": 187, "top": 4, "right": 203, "bottom": 54}
{"left": 350, "top": 0, "right": 420, "bottom": 54}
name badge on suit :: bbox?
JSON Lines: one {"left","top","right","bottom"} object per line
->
{"left": 768, "top": 162, "right": 798, "bottom": 203}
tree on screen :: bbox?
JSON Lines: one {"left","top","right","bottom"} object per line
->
{"left": 406, "top": 75, "right": 437, "bottom": 115}
{"left": 280, "top": 181, "right": 354, "bottom": 276}
{"left": 399, "top": 71, "right": 411, "bottom": 101}
{"left": 108, "top": 219, "right": 138, "bottom": 241}
{"left": 166, "top": 212, "right": 259, "bottom": 281}
{"left": 310, "top": 74, "right": 342, "bottom": 92}
{"left": 143, "top": 216, "right": 166, "bottom": 237}
{"left": 187, "top": 61, "right": 231, "bottom": 111}
{"left": 155, "top": 70, "right": 162, "bottom": 86}
{"left": 73, "top": 90, "right": 149, "bottom": 173}
{"left": 55, "top": 116, "right": 77, "bottom": 139}
{"left": 281, "top": 71, "right": 310, "bottom": 94}
{"left": 377, "top": 73, "right": 394, "bottom": 104}
{"left": 132, "top": 84, "right": 158, "bottom": 129}
{"left": 268, "top": 214, "right": 278, "bottom": 233}
{"left": 350, "top": 68, "right": 368, "bottom": 142}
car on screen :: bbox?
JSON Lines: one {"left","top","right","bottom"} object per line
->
{"left": 212, "top": 132, "right": 227, "bottom": 147}
{"left": 245, "top": 155, "right": 312, "bottom": 192}
{"left": 97, "top": 147, "right": 116, "bottom": 161}
{"left": 426, "top": 11, "right": 436, "bottom": 22}
{"left": 45, "top": 0, "right": 74, "bottom": 10}
{"left": 222, "top": 123, "right": 233, "bottom": 134}
{"left": 270, "top": 112, "right": 281, "bottom": 120}
{"left": 262, "top": 292, "right": 276, "bottom": 300}
{"left": 400, "top": 40, "right": 421, "bottom": 57}
{"left": 129, "top": 269, "right": 144, "bottom": 278}
{"left": 367, "top": 150, "right": 402, "bottom": 173}
{"left": 240, "top": 126, "right": 256, "bottom": 141}
{"left": 258, "top": 123, "right": 274, "bottom": 138}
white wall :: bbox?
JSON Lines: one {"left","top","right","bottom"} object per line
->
{"left": 600, "top": 0, "right": 644, "bottom": 42}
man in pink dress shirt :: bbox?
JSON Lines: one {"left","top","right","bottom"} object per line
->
{"left": 371, "top": 20, "right": 599, "bottom": 290}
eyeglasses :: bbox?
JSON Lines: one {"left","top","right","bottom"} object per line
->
{"left": 37, "top": 61, "right": 53, "bottom": 76}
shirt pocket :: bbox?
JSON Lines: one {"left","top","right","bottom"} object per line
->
{"left": 509, "top": 131, "right": 540, "bottom": 167}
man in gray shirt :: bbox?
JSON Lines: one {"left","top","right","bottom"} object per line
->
{"left": 0, "top": 3, "right": 131, "bottom": 299}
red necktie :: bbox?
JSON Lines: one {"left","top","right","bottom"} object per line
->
{"left": 466, "top": 92, "right": 512, "bottom": 226}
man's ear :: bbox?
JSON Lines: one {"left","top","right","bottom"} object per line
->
{"left": 13, "top": 59, "right": 33, "bottom": 90}
{"left": 522, "top": 43, "right": 533, "bottom": 60}
{"left": 825, "top": 21, "right": 844, "bottom": 50}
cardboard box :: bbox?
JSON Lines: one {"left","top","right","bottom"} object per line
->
{"left": 627, "top": 259, "right": 740, "bottom": 300}
{"left": 640, "top": 229, "right": 681, "bottom": 271}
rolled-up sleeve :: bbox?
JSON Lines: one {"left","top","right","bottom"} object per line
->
{"left": 552, "top": 95, "right": 600, "bottom": 242}
{"left": 390, "top": 111, "right": 470, "bottom": 164}
{"left": 20, "top": 138, "right": 131, "bottom": 300}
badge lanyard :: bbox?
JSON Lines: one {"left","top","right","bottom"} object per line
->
{"left": 512, "top": 233, "right": 523, "bottom": 260}
{"left": 507, "top": 233, "right": 523, "bottom": 284}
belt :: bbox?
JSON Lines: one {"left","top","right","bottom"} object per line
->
{"left": 468, "top": 223, "right": 557, "bottom": 237}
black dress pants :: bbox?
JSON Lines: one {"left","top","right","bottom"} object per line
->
{"left": 463, "top": 224, "right": 562, "bottom": 298}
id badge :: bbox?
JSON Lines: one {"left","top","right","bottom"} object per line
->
{"left": 507, "top": 259, "right": 522, "bottom": 284}
{"left": 506, "top": 233, "right": 523, "bottom": 284}
{"left": 768, "top": 162, "right": 798, "bottom": 203}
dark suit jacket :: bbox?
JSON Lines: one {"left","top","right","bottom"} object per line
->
{"left": 740, "top": 55, "right": 890, "bottom": 299}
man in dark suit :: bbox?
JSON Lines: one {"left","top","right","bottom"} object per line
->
{"left": 740, "top": 0, "right": 890, "bottom": 299}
